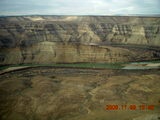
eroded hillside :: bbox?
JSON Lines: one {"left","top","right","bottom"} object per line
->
{"left": 0, "top": 16, "right": 160, "bottom": 64}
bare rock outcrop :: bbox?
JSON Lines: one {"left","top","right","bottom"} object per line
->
{"left": 0, "top": 16, "right": 160, "bottom": 65}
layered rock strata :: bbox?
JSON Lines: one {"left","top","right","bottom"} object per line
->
{"left": 0, "top": 16, "right": 160, "bottom": 64}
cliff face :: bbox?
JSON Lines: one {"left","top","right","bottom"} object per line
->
{"left": 1, "top": 41, "right": 156, "bottom": 64}
{"left": 0, "top": 16, "right": 160, "bottom": 64}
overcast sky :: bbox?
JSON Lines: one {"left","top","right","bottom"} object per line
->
{"left": 0, "top": 0, "right": 159, "bottom": 16}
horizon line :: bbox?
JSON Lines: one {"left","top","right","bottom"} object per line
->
{"left": 0, "top": 14, "right": 160, "bottom": 17}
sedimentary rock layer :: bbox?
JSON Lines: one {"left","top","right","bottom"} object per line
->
{"left": 0, "top": 16, "right": 160, "bottom": 64}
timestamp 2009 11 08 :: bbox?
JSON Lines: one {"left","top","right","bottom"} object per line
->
{"left": 105, "top": 104, "right": 154, "bottom": 111}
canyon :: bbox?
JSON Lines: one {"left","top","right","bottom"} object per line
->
{"left": 0, "top": 16, "right": 160, "bottom": 65}
{"left": 0, "top": 16, "right": 160, "bottom": 120}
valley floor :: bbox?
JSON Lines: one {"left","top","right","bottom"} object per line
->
{"left": 0, "top": 67, "right": 160, "bottom": 120}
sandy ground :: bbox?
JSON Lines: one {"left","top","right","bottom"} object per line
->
{"left": 0, "top": 66, "right": 30, "bottom": 75}
{"left": 123, "top": 62, "right": 160, "bottom": 70}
